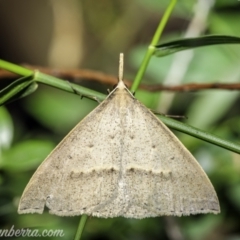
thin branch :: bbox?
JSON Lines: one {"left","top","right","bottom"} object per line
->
{"left": 0, "top": 66, "right": 119, "bottom": 85}
{"left": 1, "top": 67, "right": 240, "bottom": 92}
{"left": 142, "top": 82, "right": 240, "bottom": 92}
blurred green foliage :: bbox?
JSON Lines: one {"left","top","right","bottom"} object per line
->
{"left": 0, "top": 0, "right": 240, "bottom": 240}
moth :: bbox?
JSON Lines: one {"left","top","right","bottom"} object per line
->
{"left": 18, "top": 54, "right": 220, "bottom": 218}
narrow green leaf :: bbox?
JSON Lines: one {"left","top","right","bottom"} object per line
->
{"left": 0, "top": 74, "right": 37, "bottom": 105}
{"left": 154, "top": 35, "right": 240, "bottom": 57}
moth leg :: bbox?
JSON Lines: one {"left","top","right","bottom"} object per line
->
{"left": 150, "top": 109, "right": 187, "bottom": 119}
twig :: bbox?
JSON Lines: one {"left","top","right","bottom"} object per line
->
{"left": 142, "top": 82, "right": 240, "bottom": 92}
{"left": 1, "top": 67, "right": 240, "bottom": 92}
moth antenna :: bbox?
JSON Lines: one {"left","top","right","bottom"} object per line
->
{"left": 119, "top": 53, "right": 124, "bottom": 82}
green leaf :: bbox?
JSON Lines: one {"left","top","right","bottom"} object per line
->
{"left": 1, "top": 140, "right": 55, "bottom": 171}
{"left": 0, "top": 74, "right": 38, "bottom": 105}
{"left": 0, "top": 60, "right": 106, "bottom": 103}
{"left": 0, "top": 107, "right": 13, "bottom": 149}
{"left": 154, "top": 35, "right": 240, "bottom": 57}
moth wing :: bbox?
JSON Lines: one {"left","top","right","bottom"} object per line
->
{"left": 18, "top": 95, "right": 123, "bottom": 216}
{"left": 121, "top": 99, "right": 220, "bottom": 218}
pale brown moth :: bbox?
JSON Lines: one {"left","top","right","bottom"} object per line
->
{"left": 18, "top": 54, "right": 220, "bottom": 218}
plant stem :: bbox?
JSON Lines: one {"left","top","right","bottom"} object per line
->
{"left": 160, "top": 115, "right": 240, "bottom": 154}
{"left": 0, "top": 59, "right": 33, "bottom": 76}
{"left": 74, "top": 215, "right": 88, "bottom": 240}
{"left": 35, "top": 72, "right": 106, "bottom": 101}
{"left": 0, "top": 60, "right": 106, "bottom": 102}
{"left": 131, "top": 0, "right": 177, "bottom": 93}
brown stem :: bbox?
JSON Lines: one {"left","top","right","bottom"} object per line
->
{"left": 1, "top": 65, "right": 239, "bottom": 92}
